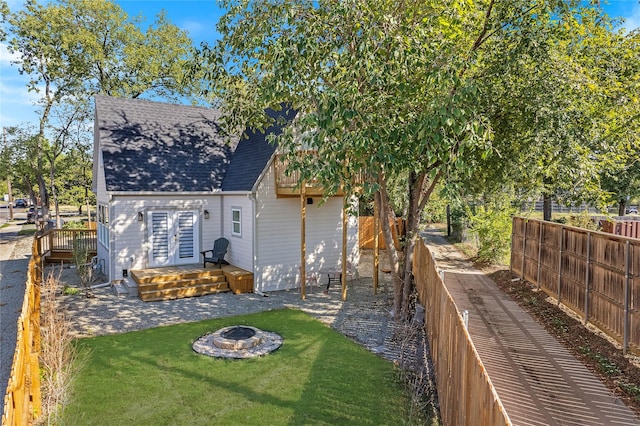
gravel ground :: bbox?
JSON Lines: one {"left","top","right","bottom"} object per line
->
{"left": 52, "top": 251, "right": 423, "bottom": 367}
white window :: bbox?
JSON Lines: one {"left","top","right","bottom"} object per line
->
{"left": 97, "top": 204, "right": 109, "bottom": 248}
{"left": 231, "top": 207, "right": 241, "bottom": 236}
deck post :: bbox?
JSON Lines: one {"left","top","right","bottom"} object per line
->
{"left": 342, "top": 196, "right": 348, "bottom": 301}
{"left": 300, "top": 183, "right": 306, "bottom": 300}
{"left": 373, "top": 192, "right": 379, "bottom": 295}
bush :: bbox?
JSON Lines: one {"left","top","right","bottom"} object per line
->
{"left": 449, "top": 203, "right": 470, "bottom": 242}
{"left": 469, "top": 201, "right": 514, "bottom": 264}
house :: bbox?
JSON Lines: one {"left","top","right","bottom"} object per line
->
{"left": 92, "top": 95, "right": 359, "bottom": 295}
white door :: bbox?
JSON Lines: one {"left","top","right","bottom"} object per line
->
{"left": 148, "top": 210, "right": 199, "bottom": 267}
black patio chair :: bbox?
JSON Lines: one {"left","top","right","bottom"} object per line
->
{"left": 201, "top": 237, "right": 229, "bottom": 268}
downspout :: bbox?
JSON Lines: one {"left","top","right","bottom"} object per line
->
{"left": 249, "top": 192, "right": 265, "bottom": 296}
{"left": 108, "top": 193, "right": 115, "bottom": 283}
{"left": 220, "top": 194, "right": 225, "bottom": 237}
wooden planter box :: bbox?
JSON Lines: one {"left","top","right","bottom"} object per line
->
{"left": 223, "top": 270, "right": 254, "bottom": 294}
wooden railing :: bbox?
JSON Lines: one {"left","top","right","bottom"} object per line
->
{"left": 2, "top": 239, "right": 42, "bottom": 426}
{"left": 273, "top": 152, "right": 367, "bottom": 197}
{"left": 413, "top": 239, "right": 511, "bottom": 425}
{"left": 511, "top": 217, "right": 640, "bottom": 355}
{"left": 38, "top": 228, "right": 97, "bottom": 256}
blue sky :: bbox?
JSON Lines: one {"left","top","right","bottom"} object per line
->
{"left": 0, "top": 0, "right": 639, "bottom": 130}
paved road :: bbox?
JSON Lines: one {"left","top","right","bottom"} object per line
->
{"left": 0, "top": 221, "right": 30, "bottom": 420}
{"left": 422, "top": 229, "right": 640, "bottom": 425}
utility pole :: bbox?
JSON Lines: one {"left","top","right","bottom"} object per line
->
{"left": 3, "top": 127, "right": 14, "bottom": 220}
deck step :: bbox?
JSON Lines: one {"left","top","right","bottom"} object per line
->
{"left": 113, "top": 282, "right": 129, "bottom": 297}
{"left": 139, "top": 281, "right": 230, "bottom": 302}
{"left": 136, "top": 275, "right": 227, "bottom": 291}
{"left": 131, "top": 268, "right": 224, "bottom": 284}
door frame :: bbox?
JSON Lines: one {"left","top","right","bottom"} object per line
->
{"left": 147, "top": 209, "right": 200, "bottom": 267}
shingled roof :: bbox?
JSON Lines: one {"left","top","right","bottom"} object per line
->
{"left": 96, "top": 95, "right": 238, "bottom": 192}
{"left": 222, "top": 107, "right": 297, "bottom": 191}
{"left": 96, "top": 95, "right": 296, "bottom": 193}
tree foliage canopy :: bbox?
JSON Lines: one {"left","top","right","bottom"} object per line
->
{"left": 205, "top": 0, "right": 633, "bottom": 318}
{"left": 5, "top": 0, "right": 199, "bottom": 218}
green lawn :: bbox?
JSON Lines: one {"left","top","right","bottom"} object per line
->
{"left": 63, "top": 309, "right": 412, "bottom": 425}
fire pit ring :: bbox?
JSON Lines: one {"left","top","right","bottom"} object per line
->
{"left": 193, "top": 325, "right": 283, "bottom": 359}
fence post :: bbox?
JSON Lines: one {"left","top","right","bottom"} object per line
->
{"left": 510, "top": 217, "right": 518, "bottom": 275}
{"left": 584, "top": 232, "right": 591, "bottom": 325}
{"left": 557, "top": 226, "right": 564, "bottom": 305}
{"left": 623, "top": 240, "right": 630, "bottom": 355}
{"left": 521, "top": 219, "right": 527, "bottom": 280}
{"left": 536, "top": 221, "right": 543, "bottom": 290}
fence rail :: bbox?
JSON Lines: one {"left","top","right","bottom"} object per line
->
{"left": 2, "top": 238, "right": 42, "bottom": 426}
{"left": 413, "top": 240, "right": 511, "bottom": 425}
{"left": 511, "top": 217, "right": 640, "bottom": 355}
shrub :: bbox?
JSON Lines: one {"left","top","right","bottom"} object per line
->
{"left": 469, "top": 201, "right": 514, "bottom": 264}
{"left": 38, "top": 273, "right": 89, "bottom": 425}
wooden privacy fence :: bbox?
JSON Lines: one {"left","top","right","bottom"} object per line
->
{"left": 511, "top": 217, "right": 640, "bottom": 355}
{"left": 600, "top": 220, "right": 640, "bottom": 239}
{"left": 2, "top": 238, "right": 42, "bottom": 426}
{"left": 358, "top": 216, "right": 404, "bottom": 250}
{"left": 413, "top": 240, "right": 511, "bottom": 425}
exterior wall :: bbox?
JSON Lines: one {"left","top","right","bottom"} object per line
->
{"left": 95, "top": 152, "right": 108, "bottom": 204}
{"left": 220, "top": 195, "right": 254, "bottom": 272}
{"left": 95, "top": 153, "right": 110, "bottom": 277}
{"left": 253, "top": 165, "right": 359, "bottom": 292}
{"left": 106, "top": 194, "right": 221, "bottom": 281}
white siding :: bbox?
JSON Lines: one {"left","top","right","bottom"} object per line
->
{"left": 253, "top": 165, "right": 359, "bottom": 292}
{"left": 95, "top": 154, "right": 110, "bottom": 277}
{"left": 221, "top": 195, "right": 254, "bottom": 271}
{"left": 95, "top": 152, "right": 108, "bottom": 204}
{"left": 108, "top": 194, "right": 221, "bottom": 281}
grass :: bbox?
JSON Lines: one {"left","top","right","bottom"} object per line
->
{"left": 62, "top": 309, "right": 412, "bottom": 425}
{"left": 18, "top": 227, "right": 36, "bottom": 236}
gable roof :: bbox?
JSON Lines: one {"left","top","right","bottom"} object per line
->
{"left": 222, "top": 106, "right": 297, "bottom": 191}
{"left": 95, "top": 95, "right": 296, "bottom": 193}
{"left": 95, "top": 95, "right": 238, "bottom": 192}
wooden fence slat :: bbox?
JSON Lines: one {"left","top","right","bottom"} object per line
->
{"left": 511, "top": 218, "right": 640, "bottom": 355}
{"left": 413, "top": 240, "right": 511, "bottom": 426}
{"left": 358, "top": 216, "right": 403, "bottom": 250}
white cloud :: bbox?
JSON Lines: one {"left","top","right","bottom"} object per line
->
{"left": 0, "top": 43, "right": 21, "bottom": 66}
{"left": 622, "top": 5, "right": 640, "bottom": 31}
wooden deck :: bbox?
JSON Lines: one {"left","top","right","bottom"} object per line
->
{"left": 131, "top": 264, "right": 253, "bottom": 302}
{"left": 44, "top": 249, "right": 97, "bottom": 264}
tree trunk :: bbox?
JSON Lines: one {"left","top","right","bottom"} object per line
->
{"left": 618, "top": 200, "right": 626, "bottom": 217}
{"left": 543, "top": 193, "right": 552, "bottom": 221}
{"left": 376, "top": 181, "right": 403, "bottom": 319}
{"left": 50, "top": 165, "right": 62, "bottom": 228}
{"left": 401, "top": 172, "right": 421, "bottom": 320}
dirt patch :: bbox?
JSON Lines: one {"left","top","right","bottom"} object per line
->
{"left": 486, "top": 268, "right": 640, "bottom": 416}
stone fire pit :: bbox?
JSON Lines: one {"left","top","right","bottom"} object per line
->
{"left": 193, "top": 325, "right": 283, "bottom": 359}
